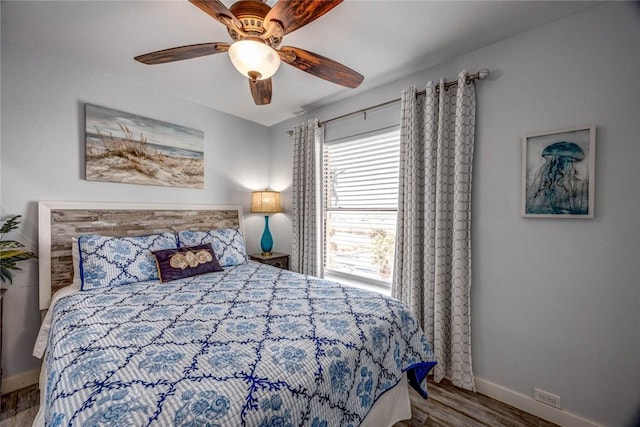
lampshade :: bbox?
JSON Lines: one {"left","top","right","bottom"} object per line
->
{"left": 228, "top": 39, "right": 281, "bottom": 81}
{"left": 251, "top": 190, "right": 282, "bottom": 214}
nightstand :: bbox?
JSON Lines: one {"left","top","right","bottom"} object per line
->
{"left": 249, "top": 252, "right": 289, "bottom": 270}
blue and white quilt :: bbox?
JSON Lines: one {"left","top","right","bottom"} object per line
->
{"left": 42, "top": 262, "right": 436, "bottom": 426}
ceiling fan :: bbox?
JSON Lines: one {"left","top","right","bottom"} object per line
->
{"left": 134, "top": 0, "right": 364, "bottom": 105}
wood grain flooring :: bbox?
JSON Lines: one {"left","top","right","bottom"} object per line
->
{"left": 1, "top": 380, "right": 557, "bottom": 426}
{"left": 0, "top": 384, "right": 39, "bottom": 427}
{"left": 395, "top": 379, "right": 558, "bottom": 426}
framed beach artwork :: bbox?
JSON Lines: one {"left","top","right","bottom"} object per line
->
{"left": 522, "top": 125, "right": 595, "bottom": 218}
{"left": 85, "top": 104, "right": 204, "bottom": 188}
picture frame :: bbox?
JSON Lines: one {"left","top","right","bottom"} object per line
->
{"left": 521, "top": 125, "right": 595, "bottom": 218}
{"left": 85, "top": 104, "right": 204, "bottom": 188}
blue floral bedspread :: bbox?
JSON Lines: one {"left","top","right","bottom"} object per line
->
{"left": 43, "top": 262, "right": 436, "bottom": 426}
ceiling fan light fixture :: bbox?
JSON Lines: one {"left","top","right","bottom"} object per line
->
{"left": 228, "top": 39, "right": 281, "bottom": 81}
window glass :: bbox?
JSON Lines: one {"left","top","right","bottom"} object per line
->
{"left": 323, "top": 129, "right": 400, "bottom": 287}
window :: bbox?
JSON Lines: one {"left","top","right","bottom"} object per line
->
{"left": 323, "top": 129, "right": 400, "bottom": 289}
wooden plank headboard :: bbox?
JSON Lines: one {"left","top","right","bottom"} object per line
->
{"left": 38, "top": 201, "right": 244, "bottom": 310}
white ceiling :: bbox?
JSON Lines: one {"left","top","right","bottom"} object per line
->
{"left": 1, "top": 1, "right": 599, "bottom": 127}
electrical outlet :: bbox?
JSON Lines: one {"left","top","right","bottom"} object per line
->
{"left": 534, "top": 388, "right": 561, "bottom": 409}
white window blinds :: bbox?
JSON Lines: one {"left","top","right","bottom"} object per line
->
{"left": 323, "top": 129, "right": 400, "bottom": 287}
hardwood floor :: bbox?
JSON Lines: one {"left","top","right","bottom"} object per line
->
{"left": 0, "top": 384, "right": 39, "bottom": 427}
{"left": 395, "top": 380, "right": 558, "bottom": 426}
{"left": 0, "top": 380, "right": 557, "bottom": 426}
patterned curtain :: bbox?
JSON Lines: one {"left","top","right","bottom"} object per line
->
{"left": 392, "top": 71, "right": 476, "bottom": 391}
{"left": 291, "top": 118, "right": 324, "bottom": 276}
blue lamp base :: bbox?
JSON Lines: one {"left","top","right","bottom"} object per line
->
{"left": 260, "top": 215, "right": 273, "bottom": 256}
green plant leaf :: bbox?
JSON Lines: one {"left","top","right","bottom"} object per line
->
{"left": 0, "top": 240, "right": 25, "bottom": 251}
{"left": 0, "top": 215, "right": 21, "bottom": 235}
{"left": 1, "top": 250, "right": 36, "bottom": 262}
{"left": 0, "top": 214, "right": 36, "bottom": 284}
{"left": 1, "top": 267, "right": 15, "bottom": 284}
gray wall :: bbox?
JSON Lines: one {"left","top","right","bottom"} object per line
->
{"left": 0, "top": 41, "right": 270, "bottom": 378}
{"left": 269, "top": 3, "right": 640, "bottom": 426}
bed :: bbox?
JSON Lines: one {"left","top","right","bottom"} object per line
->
{"left": 32, "top": 202, "right": 436, "bottom": 426}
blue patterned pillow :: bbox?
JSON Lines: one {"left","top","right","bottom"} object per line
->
{"left": 78, "top": 232, "right": 178, "bottom": 290}
{"left": 177, "top": 228, "right": 248, "bottom": 267}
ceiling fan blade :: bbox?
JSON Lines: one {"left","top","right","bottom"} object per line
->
{"left": 134, "top": 42, "right": 230, "bottom": 65}
{"left": 249, "top": 78, "right": 272, "bottom": 105}
{"left": 189, "top": 0, "right": 242, "bottom": 30}
{"left": 279, "top": 46, "right": 364, "bottom": 89}
{"left": 264, "top": 0, "right": 343, "bottom": 35}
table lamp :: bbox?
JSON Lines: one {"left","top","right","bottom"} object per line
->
{"left": 251, "top": 190, "right": 282, "bottom": 256}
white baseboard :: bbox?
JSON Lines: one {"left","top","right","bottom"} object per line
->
{"left": 474, "top": 377, "right": 601, "bottom": 427}
{"left": 1, "top": 368, "right": 40, "bottom": 394}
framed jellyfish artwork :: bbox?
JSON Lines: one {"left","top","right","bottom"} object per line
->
{"left": 522, "top": 125, "right": 596, "bottom": 218}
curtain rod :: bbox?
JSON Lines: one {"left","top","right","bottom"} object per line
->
{"left": 287, "top": 69, "right": 489, "bottom": 135}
